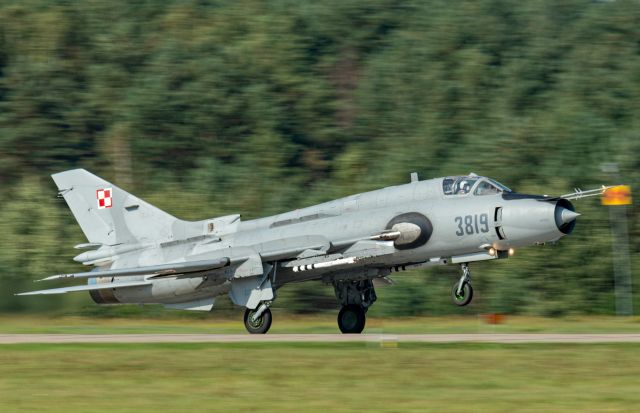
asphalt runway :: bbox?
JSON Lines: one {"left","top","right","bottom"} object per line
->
{"left": 1, "top": 333, "right": 639, "bottom": 344}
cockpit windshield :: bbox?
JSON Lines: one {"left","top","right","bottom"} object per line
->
{"left": 443, "top": 177, "right": 479, "bottom": 196}
{"left": 488, "top": 179, "right": 512, "bottom": 193}
{"left": 443, "top": 176, "right": 512, "bottom": 196}
{"left": 474, "top": 180, "right": 501, "bottom": 196}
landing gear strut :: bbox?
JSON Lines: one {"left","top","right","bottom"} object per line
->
{"left": 333, "top": 279, "right": 377, "bottom": 334}
{"left": 451, "top": 263, "right": 473, "bottom": 306}
{"left": 244, "top": 302, "right": 272, "bottom": 334}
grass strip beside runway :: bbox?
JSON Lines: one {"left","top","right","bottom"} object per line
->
{"left": 1, "top": 342, "right": 638, "bottom": 413}
{"left": 1, "top": 315, "right": 639, "bottom": 334}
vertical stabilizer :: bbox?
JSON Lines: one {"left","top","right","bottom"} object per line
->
{"left": 52, "top": 169, "right": 179, "bottom": 245}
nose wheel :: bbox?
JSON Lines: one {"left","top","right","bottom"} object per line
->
{"left": 451, "top": 263, "right": 473, "bottom": 306}
{"left": 244, "top": 304, "right": 272, "bottom": 334}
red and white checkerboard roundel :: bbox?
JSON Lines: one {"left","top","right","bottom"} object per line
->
{"left": 96, "top": 188, "right": 113, "bottom": 209}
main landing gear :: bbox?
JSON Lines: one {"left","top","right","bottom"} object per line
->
{"left": 451, "top": 263, "right": 473, "bottom": 306}
{"left": 334, "top": 279, "right": 377, "bottom": 334}
{"left": 244, "top": 302, "right": 272, "bottom": 334}
{"left": 337, "top": 305, "right": 366, "bottom": 334}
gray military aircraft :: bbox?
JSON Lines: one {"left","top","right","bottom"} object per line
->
{"left": 19, "top": 169, "right": 608, "bottom": 334}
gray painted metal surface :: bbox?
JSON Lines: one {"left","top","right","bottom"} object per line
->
{"left": 18, "top": 169, "right": 610, "bottom": 333}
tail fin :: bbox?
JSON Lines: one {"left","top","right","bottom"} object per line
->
{"left": 52, "top": 169, "right": 180, "bottom": 246}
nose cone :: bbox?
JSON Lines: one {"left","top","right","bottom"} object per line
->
{"left": 558, "top": 208, "right": 580, "bottom": 225}
{"left": 554, "top": 200, "right": 578, "bottom": 234}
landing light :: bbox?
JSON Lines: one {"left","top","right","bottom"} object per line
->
{"left": 508, "top": 248, "right": 515, "bottom": 256}
{"left": 488, "top": 248, "right": 496, "bottom": 256}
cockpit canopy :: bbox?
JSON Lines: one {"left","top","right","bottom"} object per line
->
{"left": 443, "top": 175, "right": 511, "bottom": 196}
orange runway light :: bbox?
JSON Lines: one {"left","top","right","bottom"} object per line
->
{"left": 601, "top": 185, "right": 632, "bottom": 206}
{"left": 484, "top": 313, "right": 505, "bottom": 325}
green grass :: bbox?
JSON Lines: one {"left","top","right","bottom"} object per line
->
{"left": 0, "top": 314, "right": 639, "bottom": 334}
{"left": 0, "top": 342, "right": 639, "bottom": 413}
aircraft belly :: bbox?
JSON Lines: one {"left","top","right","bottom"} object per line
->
{"left": 113, "top": 277, "right": 230, "bottom": 305}
{"left": 274, "top": 269, "right": 324, "bottom": 286}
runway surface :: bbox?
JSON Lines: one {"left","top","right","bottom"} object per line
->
{"left": 1, "top": 333, "right": 640, "bottom": 344}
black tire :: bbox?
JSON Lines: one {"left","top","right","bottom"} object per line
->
{"left": 244, "top": 307, "right": 272, "bottom": 334}
{"left": 337, "top": 305, "right": 366, "bottom": 334}
{"left": 451, "top": 281, "right": 473, "bottom": 306}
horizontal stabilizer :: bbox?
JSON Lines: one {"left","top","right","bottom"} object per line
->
{"left": 17, "top": 280, "right": 152, "bottom": 296}
{"left": 39, "top": 258, "right": 231, "bottom": 281}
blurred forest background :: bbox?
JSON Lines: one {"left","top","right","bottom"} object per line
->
{"left": 0, "top": 0, "right": 638, "bottom": 316}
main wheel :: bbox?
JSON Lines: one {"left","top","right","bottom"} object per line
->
{"left": 244, "top": 307, "right": 272, "bottom": 334}
{"left": 451, "top": 281, "right": 473, "bottom": 306}
{"left": 337, "top": 304, "right": 366, "bottom": 334}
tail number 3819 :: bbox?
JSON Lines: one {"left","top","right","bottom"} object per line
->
{"left": 455, "top": 214, "right": 489, "bottom": 236}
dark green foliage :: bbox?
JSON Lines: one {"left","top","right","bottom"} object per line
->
{"left": 0, "top": 0, "right": 638, "bottom": 315}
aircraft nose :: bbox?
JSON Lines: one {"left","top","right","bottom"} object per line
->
{"left": 498, "top": 198, "right": 578, "bottom": 245}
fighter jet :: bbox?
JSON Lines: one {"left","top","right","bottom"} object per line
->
{"left": 19, "top": 169, "right": 609, "bottom": 334}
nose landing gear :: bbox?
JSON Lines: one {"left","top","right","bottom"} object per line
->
{"left": 451, "top": 263, "right": 473, "bottom": 306}
{"left": 244, "top": 302, "right": 273, "bottom": 334}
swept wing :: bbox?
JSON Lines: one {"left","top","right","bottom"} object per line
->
{"left": 17, "top": 258, "right": 232, "bottom": 296}
{"left": 17, "top": 280, "right": 152, "bottom": 296}
{"left": 38, "top": 257, "right": 231, "bottom": 281}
